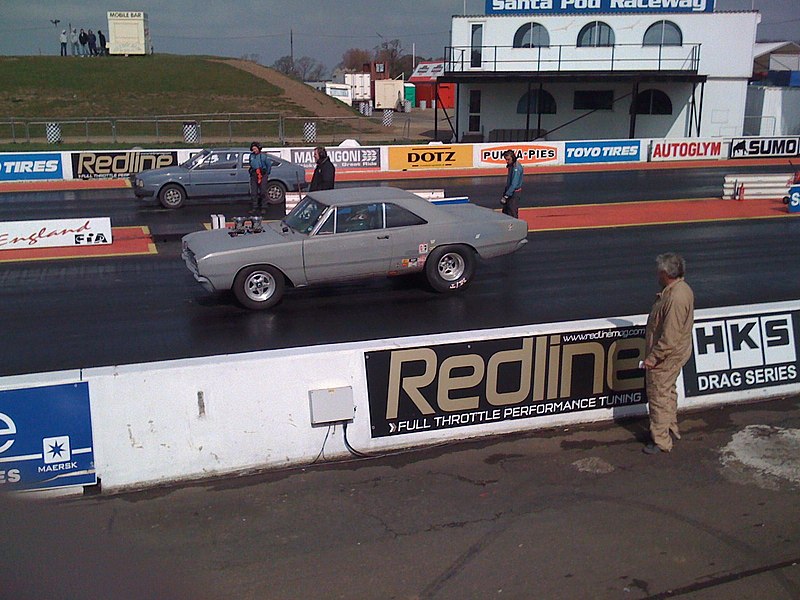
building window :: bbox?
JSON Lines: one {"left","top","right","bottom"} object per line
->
{"left": 469, "top": 89, "right": 481, "bottom": 132}
{"left": 643, "top": 21, "right": 682, "bottom": 46}
{"left": 633, "top": 89, "right": 672, "bottom": 115}
{"left": 574, "top": 90, "right": 614, "bottom": 110}
{"left": 577, "top": 22, "right": 614, "bottom": 47}
{"left": 516, "top": 89, "right": 556, "bottom": 114}
{"left": 513, "top": 23, "right": 550, "bottom": 48}
{"left": 471, "top": 24, "right": 483, "bottom": 68}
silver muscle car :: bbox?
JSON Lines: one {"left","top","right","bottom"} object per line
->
{"left": 181, "top": 187, "right": 528, "bottom": 309}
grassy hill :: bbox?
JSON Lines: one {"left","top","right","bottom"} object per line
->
{"left": 1, "top": 55, "right": 313, "bottom": 117}
{"left": 0, "top": 55, "right": 379, "bottom": 149}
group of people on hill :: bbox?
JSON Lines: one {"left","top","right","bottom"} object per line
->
{"left": 59, "top": 27, "right": 107, "bottom": 57}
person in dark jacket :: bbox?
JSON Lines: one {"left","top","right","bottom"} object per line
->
{"left": 87, "top": 30, "right": 97, "bottom": 56}
{"left": 500, "top": 149, "right": 523, "bottom": 218}
{"left": 97, "top": 30, "right": 107, "bottom": 55}
{"left": 79, "top": 29, "right": 88, "bottom": 56}
{"left": 248, "top": 141, "right": 271, "bottom": 212}
{"left": 308, "top": 146, "right": 335, "bottom": 192}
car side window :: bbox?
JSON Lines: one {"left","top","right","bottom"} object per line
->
{"left": 198, "top": 152, "right": 239, "bottom": 170}
{"left": 316, "top": 212, "right": 334, "bottom": 235}
{"left": 385, "top": 203, "right": 427, "bottom": 228}
{"left": 336, "top": 203, "right": 383, "bottom": 233}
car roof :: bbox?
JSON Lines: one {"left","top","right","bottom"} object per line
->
{"left": 306, "top": 187, "right": 426, "bottom": 206}
{"left": 305, "top": 187, "right": 445, "bottom": 220}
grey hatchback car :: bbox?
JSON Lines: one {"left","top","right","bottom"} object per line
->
{"left": 132, "top": 148, "right": 307, "bottom": 209}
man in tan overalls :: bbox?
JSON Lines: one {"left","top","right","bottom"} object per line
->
{"left": 643, "top": 253, "right": 695, "bottom": 454}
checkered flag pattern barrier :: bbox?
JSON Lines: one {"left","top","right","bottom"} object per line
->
{"left": 303, "top": 122, "right": 317, "bottom": 143}
{"left": 46, "top": 122, "right": 62, "bottom": 144}
{"left": 182, "top": 121, "right": 200, "bottom": 144}
{"left": 382, "top": 109, "right": 393, "bottom": 127}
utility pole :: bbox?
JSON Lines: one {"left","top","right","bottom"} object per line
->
{"left": 290, "top": 29, "right": 294, "bottom": 72}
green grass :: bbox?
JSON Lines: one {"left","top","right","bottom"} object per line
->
{"left": 0, "top": 55, "right": 301, "bottom": 118}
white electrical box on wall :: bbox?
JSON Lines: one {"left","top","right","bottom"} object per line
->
{"left": 309, "top": 387, "right": 355, "bottom": 426}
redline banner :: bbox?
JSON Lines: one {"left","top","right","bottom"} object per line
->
{"left": 365, "top": 325, "right": 647, "bottom": 437}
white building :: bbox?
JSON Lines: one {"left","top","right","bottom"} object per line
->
{"left": 107, "top": 11, "right": 152, "bottom": 56}
{"left": 441, "top": 3, "right": 760, "bottom": 142}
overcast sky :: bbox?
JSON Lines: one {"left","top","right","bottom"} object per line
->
{"left": 1, "top": 0, "right": 797, "bottom": 72}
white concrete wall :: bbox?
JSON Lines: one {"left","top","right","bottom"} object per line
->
{"left": 2, "top": 301, "right": 798, "bottom": 495}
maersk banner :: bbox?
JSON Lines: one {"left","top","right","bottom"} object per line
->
{"left": 0, "top": 383, "right": 96, "bottom": 491}
{"left": 486, "top": 0, "right": 714, "bottom": 14}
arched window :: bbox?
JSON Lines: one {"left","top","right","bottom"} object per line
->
{"left": 577, "top": 22, "right": 614, "bottom": 47}
{"left": 513, "top": 23, "right": 550, "bottom": 48}
{"left": 517, "top": 89, "right": 557, "bottom": 114}
{"left": 643, "top": 21, "right": 682, "bottom": 46}
{"left": 633, "top": 89, "right": 672, "bottom": 115}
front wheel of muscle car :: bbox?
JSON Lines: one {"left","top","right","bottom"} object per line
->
{"left": 425, "top": 245, "right": 475, "bottom": 293}
{"left": 233, "top": 265, "right": 285, "bottom": 310}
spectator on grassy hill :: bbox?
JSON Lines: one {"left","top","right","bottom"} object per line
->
{"left": 88, "top": 30, "right": 97, "bottom": 56}
{"left": 59, "top": 29, "right": 68, "bottom": 56}
{"left": 70, "top": 28, "right": 80, "bottom": 56}
{"left": 79, "top": 29, "right": 88, "bottom": 56}
{"left": 97, "top": 30, "right": 107, "bottom": 56}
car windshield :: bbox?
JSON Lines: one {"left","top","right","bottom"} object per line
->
{"left": 181, "top": 149, "right": 212, "bottom": 170}
{"left": 283, "top": 197, "right": 328, "bottom": 234}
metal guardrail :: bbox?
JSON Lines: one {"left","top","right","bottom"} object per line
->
{"left": 445, "top": 43, "right": 701, "bottom": 74}
{"left": 0, "top": 112, "right": 391, "bottom": 146}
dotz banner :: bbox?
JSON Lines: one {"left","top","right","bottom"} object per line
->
{"left": 728, "top": 137, "right": 800, "bottom": 160}
{"left": 485, "top": 0, "right": 714, "bottom": 14}
{"left": 683, "top": 310, "right": 800, "bottom": 396}
{"left": 0, "top": 383, "right": 96, "bottom": 491}
{"left": 388, "top": 145, "right": 473, "bottom": 170}
{"left": 366, "top": 325, "right": 646, "bottom": 437}
{"left": 71, "top": 150, "right": 179, "bottom": 179}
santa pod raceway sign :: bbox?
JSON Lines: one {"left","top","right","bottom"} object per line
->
{"left": 683, "top": 310, "right": 800, "bottom": 397}
{"left": 0, "top": 383, "right": 96, "bottom": 491}
{"left": 0, "top": 217, "right": 112, "bottom": 251}
{"left": 365, "top": 325, "right": 647, "bottom": 437}
{"left": 485, "top": 0, "right": 714, "bottom": 14}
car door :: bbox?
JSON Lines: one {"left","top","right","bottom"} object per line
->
{"left": 302, "top": 202, "right": 393, "bottom": 283}
{"left": 187, "top": 150, "right": 241, "bottom": 197}
{"left": 382, "top": 202, "right": 432, "bottom": 273}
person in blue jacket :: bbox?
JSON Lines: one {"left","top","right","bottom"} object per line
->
{"left": 501, "top": 149, "right": 523, "bottom": 218}
{"left": 248, "top": 141, "right": 272, "bottom": 212}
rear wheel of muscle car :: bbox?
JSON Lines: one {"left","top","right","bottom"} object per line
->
{"left": 425, "top": 245, "right": 475, "bottom": 293}
{"left": 158, "top": 183, "right": 187, "bottom": 209}
{"left": 233, "top": 265, "right": 285, "bottom": 309}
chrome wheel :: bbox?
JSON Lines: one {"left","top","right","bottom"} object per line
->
{"left": 437, "top": 252, "right": 466, "bottom": 282}
{"left": 244, "top": 269, "right": 278, "bottom": 302}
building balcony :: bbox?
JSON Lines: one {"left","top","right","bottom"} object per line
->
{"left": 444, "top": 43, "right": 701, "bottom": 76}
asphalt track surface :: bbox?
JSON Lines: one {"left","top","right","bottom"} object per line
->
{"left": 2, "top": 162, "right": 799, "bottom": 599}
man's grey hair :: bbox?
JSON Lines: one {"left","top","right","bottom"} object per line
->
{"left": 656, "top": 253, "right": 685, "bottom": 279}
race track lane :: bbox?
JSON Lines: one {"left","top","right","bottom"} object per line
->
{"left": 1, "top": 217, "right": 799, "bottom": 377}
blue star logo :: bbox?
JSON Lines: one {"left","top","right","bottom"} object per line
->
{"left": 48, "top": 440, "right": 65, "bottom": 458}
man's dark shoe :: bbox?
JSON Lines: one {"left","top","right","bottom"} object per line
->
{"left": 643, "top": 443, "right": 667, "bottom": 454}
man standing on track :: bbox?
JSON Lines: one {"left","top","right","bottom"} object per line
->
{"left": 501, "top": 149, "right": 523, "bottom": 218}
{"left": 308, "top": 146, "right": 335, "bottom": 192}
{"left": 642, "top": 252, "right": 695, "bottom": 455}
{"left": 248, "top": 141, "right": 271, "bottom": 213}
